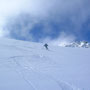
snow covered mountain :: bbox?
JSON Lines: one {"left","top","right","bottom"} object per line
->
{"left": 59, "top": 41, "right": 90, "bottom": 48}
{"left": 0, "top": 38, "right": 90, "bottom": 90}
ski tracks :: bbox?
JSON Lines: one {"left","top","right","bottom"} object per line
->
{"left": 8, "top": 55, "right": 61, "bottom": 90}
{"left": 6, "top": 55, "right": 81, "bottom": 90}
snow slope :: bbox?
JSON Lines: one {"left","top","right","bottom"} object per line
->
{"left": 0, "top": 38, "right": 90, "bottom": 90}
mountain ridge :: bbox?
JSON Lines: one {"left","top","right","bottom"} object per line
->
{"left": 58, "top": 41, "right": 90, "bottom": 48}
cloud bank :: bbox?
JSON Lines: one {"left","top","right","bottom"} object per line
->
{"left": 0, "top": 0, "right": 90, "bottom": 43}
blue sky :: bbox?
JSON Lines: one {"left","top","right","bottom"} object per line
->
{"left": 0, "top": 0, "right": 90, "bottom": 43}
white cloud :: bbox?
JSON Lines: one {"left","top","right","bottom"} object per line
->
{"left": 0, "top": 0, "right": 90, "bottom": 41}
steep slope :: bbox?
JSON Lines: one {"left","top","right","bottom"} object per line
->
{"left": 0, "top": 38, "right": 90, "bottom": 90}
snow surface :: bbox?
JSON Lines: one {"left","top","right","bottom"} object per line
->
{"left": 0, "top": 38, "right": 90, "bottom": 90}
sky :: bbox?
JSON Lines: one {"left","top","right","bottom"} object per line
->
{"left": 0, "top": 0, "right": 90, "bottom": 43}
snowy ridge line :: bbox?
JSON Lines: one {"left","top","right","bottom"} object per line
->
{"left": 58, "top": 41, "right": 90, "bottom": 48}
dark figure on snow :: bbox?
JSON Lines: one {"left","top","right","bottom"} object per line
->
{"left": 44, "top": 43, "right": 48, "bottom": 50}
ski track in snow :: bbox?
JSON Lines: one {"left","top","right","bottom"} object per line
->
{"left": 0, "top": 53, "right": 73, "bottom": 90}
{"left": 0, "top": 53, "right": 82, "bottom": 90}
{"left": 4, "top": 54, "right": 80, "bottom": 90}
{"left": 8, "top": 56, "right": 61, "bottom": 90}
{"left": 12, "top": 57, "right": 37, "bottom": 90}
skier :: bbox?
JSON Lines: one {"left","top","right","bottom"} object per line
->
{"left": 44, "top": 43, "right": 48, "bottom": 50}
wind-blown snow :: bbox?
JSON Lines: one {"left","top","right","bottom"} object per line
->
{"left": 0, "top": 38, "right": 90, "bottom": 90}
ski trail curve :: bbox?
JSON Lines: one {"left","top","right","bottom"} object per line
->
{"left": 10, "top": 56, "right": 62, "bottom": 90}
